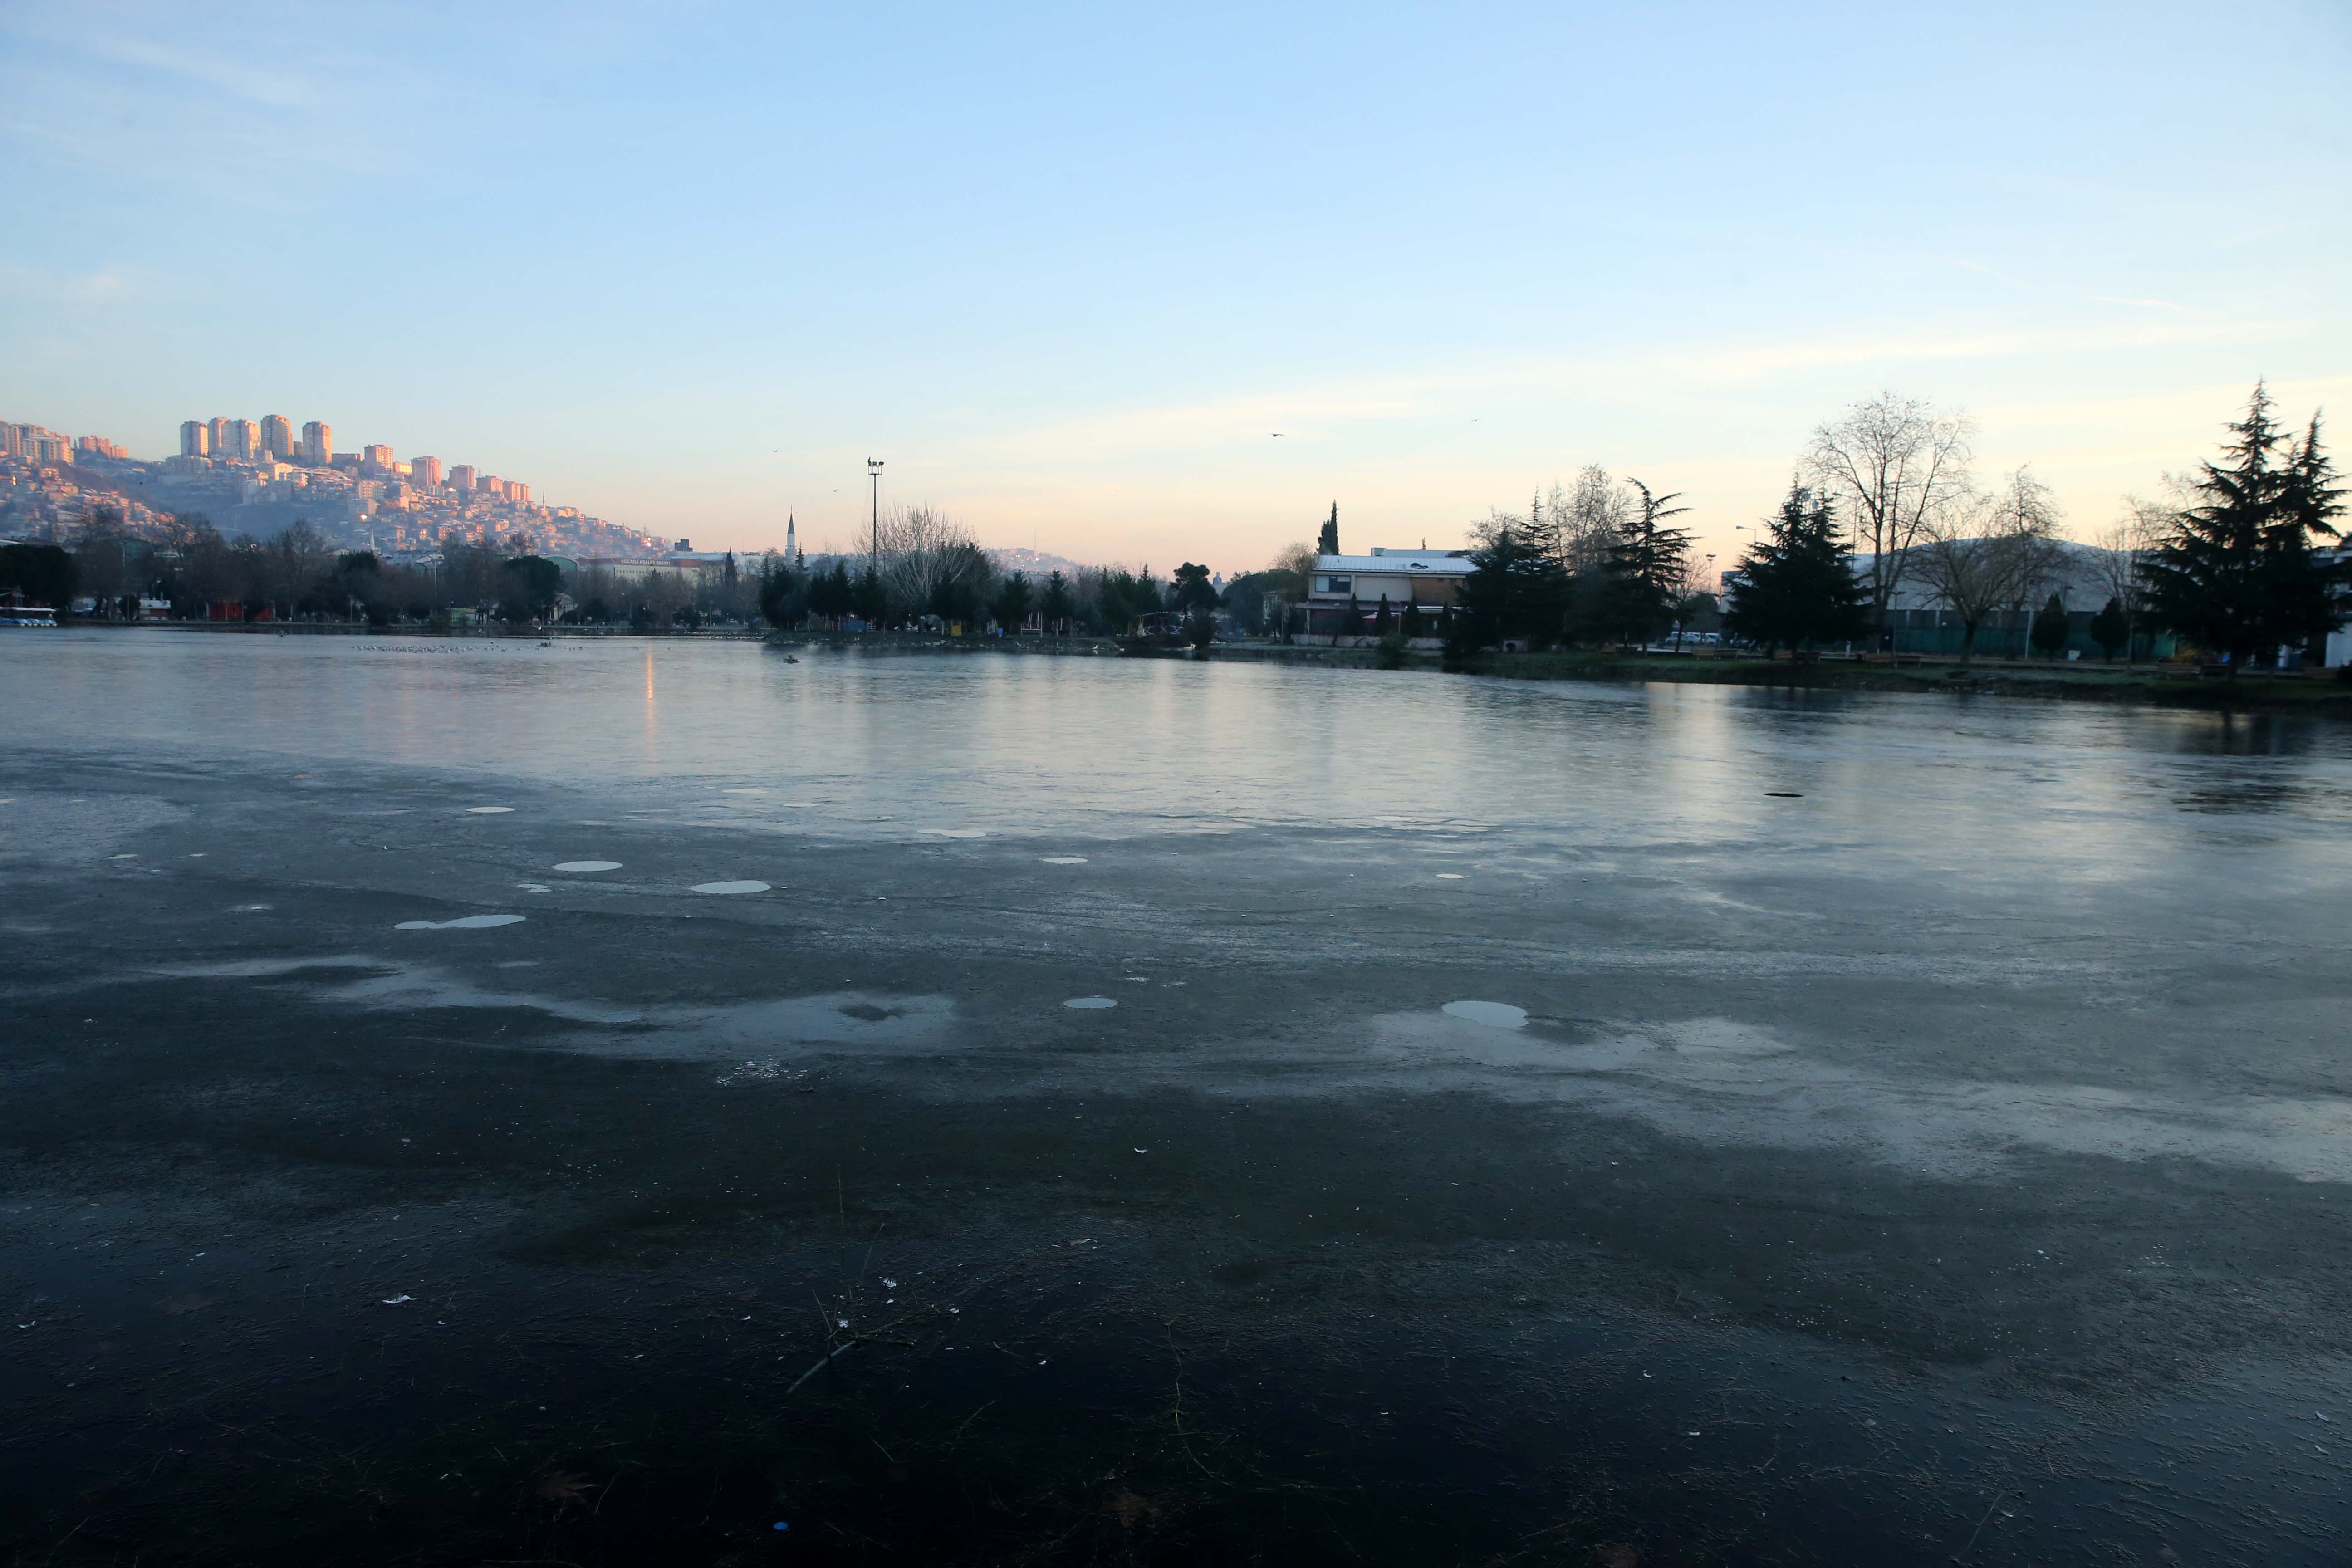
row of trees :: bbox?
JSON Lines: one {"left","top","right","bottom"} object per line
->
{"left": 753, "top": 505, "right": 1227, "bottom": 637}
{"left": 1439, "top": 469, "right": 1709, "bottom": 654}
{"left": 0, "top": 513, "right": 578, "bottom": 627}
{"left": 0, "top": 499, "right": 1225, "bottom": 638}
{"left": 1714, "top": 385, "right": 2344, "bottom": 667}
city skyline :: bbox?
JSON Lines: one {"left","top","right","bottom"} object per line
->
{"left": 174, "top": 412, "right": 535, "bottom": 507}
{"left": 2, "top": 1, "right": 2346, "bottom": 570}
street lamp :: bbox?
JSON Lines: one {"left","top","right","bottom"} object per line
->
{"left": 866, "top": 458, "right": 884, "bottom": 570}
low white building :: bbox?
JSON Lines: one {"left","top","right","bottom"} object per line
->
{"left": 1302, "top": 547, "right": 1474, "bottom": 636}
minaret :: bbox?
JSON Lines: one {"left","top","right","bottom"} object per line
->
{"left": 785, "top": 513, "right": 796, "bottom": 560}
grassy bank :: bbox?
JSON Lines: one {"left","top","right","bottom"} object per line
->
{"left": 1419, "top": 648, "right": 2352, "bottom": 712}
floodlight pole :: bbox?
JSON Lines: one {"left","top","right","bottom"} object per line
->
{"left": 867, "top": 459, "right": 884, "bottom": 570}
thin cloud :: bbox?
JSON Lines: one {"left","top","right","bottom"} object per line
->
{"left": 1658, "top": 318, "right": 2304, "bottom": 382}
{"left": 0, "top": 264, "right": 140, "bottom": 306}
{"left": 1929, "top": 255, "right": 2029, "bottom": 289}
{"left": 1, "top": 20, "right": 323, "bottom": 108}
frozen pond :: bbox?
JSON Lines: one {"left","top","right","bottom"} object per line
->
{"left": 4, "top": 631, "right": 2351, "bottom": 1565}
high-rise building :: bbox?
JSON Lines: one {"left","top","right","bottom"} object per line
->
{"left": 511, "top": 481, "right": 530, "bottom": 505}
{"left": 301, "top": 420, "right": 332, "bottom": 466}
{"left": 180, "top": 420, "right": 210, "bottom": 457}
{"left": 207, "top": 417, "right": 229, "bottom": 455}
{"left": 411, "top": 455, "right": 443, "bottom": 487}
{"left": 480, "top": 475, "right": 503, "bottom": 499}
{"left": 260, "top": 415, "right": 293, "bottom": 458}
{"left": 450, "top": 465, "right": 476, "bottom": 492}
{"left": 361, "top": 443, "right": 394, "bottom": 471}
{"left": 222, "top": 419, "right": 258, "bottom": 459}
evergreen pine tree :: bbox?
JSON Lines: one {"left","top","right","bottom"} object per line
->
{"left": 2088, "top": 598, "right": 2129, "bottom": 661}
{"left": 991, "top": 570, "right": 1033, "bottom": 632}
{"left": 853, "top": 564, "right": 887, "bottom": 627}
{"left": 1451, "top": 527, "right": 1570, "bottom": 652}
{"left": 1597, "top": 480, "right": 1691, "bottom": 645}
{"left": 1316, "top": 503, "right": 1340, "bottom": 557}
{"left": 2029, "top": 592, "right": 2070, "bottom": 658}
{"left": 1040, "top": 569, "right": 1073, "bottom": 633}
{"left": 2140, "top": 385, "right": 2349, "bottom": 668}
{"left": 1722, "top": 482, "right": 1868, "bottom": 655}
{"left": 757, "top": 558, "right": 799, "bottom": 625}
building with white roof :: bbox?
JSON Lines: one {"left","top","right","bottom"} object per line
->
{"left": 1302, "top": 546, "right": 1474, "bottom": 636}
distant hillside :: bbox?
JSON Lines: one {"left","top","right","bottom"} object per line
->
{"left": 987, "top": 546, "right": 1091, "bottom": 579}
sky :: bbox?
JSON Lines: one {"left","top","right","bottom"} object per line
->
{"left": 3, "top": 0, "right": 2347, "bottom": 574}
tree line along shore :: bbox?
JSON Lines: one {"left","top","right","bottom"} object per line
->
{"left": 4, "top": 384, "right": 2342, "bottom": 705}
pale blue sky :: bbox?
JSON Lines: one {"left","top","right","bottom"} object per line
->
{"left": 3, "top": 1, "right": 2346, "bottom": 570}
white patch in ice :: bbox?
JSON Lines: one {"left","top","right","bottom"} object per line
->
{"left": 554, "top": 861, "right": 622, "bottom": 873}
{"left": 465, "top": 807, "right": 514, "bottom": 815}
{"left": 230, "top": 903, "right": 272, "bottom": 912}
{"left": 920, "top": 828, "right": 986, "bottom": 838}
{"left": 720, "top": 788, "right": 768, "bottom": 795}
{"left": 1442, "top": 1000, "right": 1528, "bottom": 1029}
{"left": 516, "top": 883, "right": 551, "bottom": 893}
{"left": 152, "top": 960, "right": 956, "bottom": 1063}
{"left": 691, "top": 880, "right": 770, "bottom": 895}
{"left": 395, "top": 914, "right": 527, "bottom": 931}
{"left": 1064, "top": 996, "right": 1117, "bottom": 1009}
{"left": 1042, "top": 856, "right": 1088, "bottom": 865}
{"left": 156, "top": 956, "right": 383, "bottom": 979}
{"left": 1436, "top": 873, "right": 1465, "bottom": 880}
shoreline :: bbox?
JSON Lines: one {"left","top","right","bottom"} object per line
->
{"left": 775, "top": 633, "right": 2352, "bottom": 716}
{"left": 34, "top": 622, "right": 2352, "bottom": 715}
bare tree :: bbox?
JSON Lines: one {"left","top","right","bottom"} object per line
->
{"left": 876, "top": 504, "right": 992, "bottom": 624}
{"left": 1910, "top": 469, "right": 2063, "bottom": 662}
{"left": 1804, "top": 391, "right": 1975, "bottom": 636}
{"left": 2089, "top": 493, "right": 2172, "bottom": 666}
{"left": 1560, "top": 463, "right": 1626, "bottom": 577}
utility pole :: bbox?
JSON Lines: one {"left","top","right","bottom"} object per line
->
{"left": 867, "top": 458, "right": 884, "bottom": 569}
